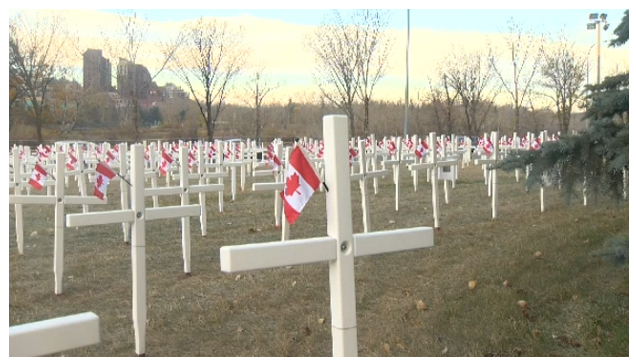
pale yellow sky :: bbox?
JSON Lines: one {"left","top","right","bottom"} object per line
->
{"left": 10, "top": 9, "right": 630, "bottom": 106}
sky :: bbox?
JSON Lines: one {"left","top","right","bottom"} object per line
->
{"left": 8, "top": 6, "right": 631, "bottom": 105}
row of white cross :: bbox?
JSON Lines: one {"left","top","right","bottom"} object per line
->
{"left": 16, "top": 123, "right": 588, "bottom": 357}
{"left": 9, "top": 115, "right": 437, "bottom": 357}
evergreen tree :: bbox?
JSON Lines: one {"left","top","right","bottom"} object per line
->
{"left": 493, "top": 11, "right": 628, "bottom": 204}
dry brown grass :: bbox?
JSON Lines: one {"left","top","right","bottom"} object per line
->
{"left": 8, "top": 163, "right": 629, "bottom": 357}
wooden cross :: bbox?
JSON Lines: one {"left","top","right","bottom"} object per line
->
{"left": 219, "top": 115, "right": 434, "bottom": 357}
{"left": 407, "top": 132, "right": 457, "bottom": 228}
{"left": 9, "top": 151, "right": 107, "bottom": 294}
{"left": 349, "top": 138, "right": 390, "bottom": 233}
{"left": 9, "top": 312, "right": 100, "bottom": 357}
{"left": 66, "top": 145, "right": 203, "bottom": 356}
{"left": 474, "top": 131, "right": 499, "bottom": 219}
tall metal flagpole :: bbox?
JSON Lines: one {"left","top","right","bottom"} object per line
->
{"left": 404, "top": 9, "right": 410, "bottom": 137}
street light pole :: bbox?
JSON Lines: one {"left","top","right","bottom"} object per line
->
{"left": 587, "top": 12, "right": 609, "bottom": 85}
{"left": 404, "top": 9, "right": 410, "bottom": 137}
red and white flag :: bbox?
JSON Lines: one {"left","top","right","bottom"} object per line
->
{"left": 483, "top": 138, "right": 494, "bottom": 156}
{"left": 105, "top": 150, "right": 117, "bottom": 165}
{"left": 415, "top": 140, "right": 429, "bottom": 159}
{"left": 28, "top": 163, "right": 48, "bottom": 191}
{"left": 66, "top": 151, "right": 78, "bottom": 171}
{"left": 159, "top": 150, "right": 174, "bottom": 176}
{"left": 94, "top": 162, "right": 116, "bottom": 200}
{"left": 530, "top": 138, "right": 541, "bottom": 151}
{"left": 188, "top": 150, "right": 197, "bottom": 170}
{"left": 280, "top": 146, "right": 321, "bottom": 225}
{"left": 348, "top": 147, "right": 358, "bottom": 166}
{"left": 387, "top": 140, "right": 396, "bottom": 157}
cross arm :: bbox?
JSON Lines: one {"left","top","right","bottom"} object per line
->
{"left": 220, "top": 236, "right": 338, "bottom": 273}
{"left": 252, "top": 182, "right": 285, "bottom": 192}
{"left": 9, "top": 195, "right": 56, "bottom": 205}
{"left": 354, "top": 227, "right": 434, "bottom": 257}
{"left": 189, "top": 184, "right": 224, "bottom": 194}
{"left": 145, "top": 205, "right": 201, "bottom": 221}
{"left": 9, "top": 312, "right": 100, "bottom": 357}
{"left": 66, "top": 210, "right": 135, "bottom": 227}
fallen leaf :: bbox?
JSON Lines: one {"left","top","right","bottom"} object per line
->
{"left": 513, "top": 347, "right": 524, "bottom": 356}
{"left": 503, "top": 280, "right": 511, "bottom": 288}
{"left": 397, "top": 343, "right": 406, "bottom": 350}
{"left": 521, "top": 308, "right": 533, "bottom": 321}
{"left": 468, "top": 280, "right": 477, "bottom": 290}
{"left": 517, "top": 300, "right": 528, "bottom": 309}
{"left": 532, "top": 329, "right": 541, "bottom": 338}
{"left": 416, "top": 300, "right": 428, "bottom": 311}
{"left": 572, "top": 295, "right": 579, "bottom": 301}
{"left": 441, "top": 347, "right": 448, "bottom": 355}
{"left": 292, "top": 281, "right": 297, "bottom": 287}
{"left": 553, "top": 335, "right": 581, "bottom": 348}
{"left": 389, "top": 220, "right": 395, "bottom": 224}
{"left": 317, "top": 318, "right": 325, "bottom": 324}
{"left": 383, "top": 343, "right": 391, "bottom": 354}
{"left": 534, "top": 251, "right": 543, "bottom": 259}
{"left": 237, "top": 326, "right": 244, "bottom": 332}
{"left": 235, "top": 274, "right": 242, "bottom": 281}
{"left": 30, "top": 231, "right": 38, "bottom": 237}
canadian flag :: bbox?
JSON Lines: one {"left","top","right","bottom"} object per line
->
{"left": 348, "top": 147, "right": 358, "bottom": 166}
{"left": 28, "top": 163, "right": 48, "bottom": 191}
{"left": 387, "top": 140, "right": 396, "bottom": 157}
{"left": 280, "top": 146, "right": 321, "bottom": 225}
{"left": 37, "top": 145, "right": 51, "bottom": 162}
{"left": 483, "top": 138, "right": 494, "bottom": 156}
{"left": 415, "top": 140, "right": 429, "bottom": 159}
{"left": 159, "top": 150, "right": 174, "bottom": 176}
{"left": 188, "top": 150, "right": 197, "bottom": 170}
{"left": 105, "top": 150, "right": 117, "bottom": 165}
{"left": 530, "top": 138, "right": 541, "bottom": 151}
{"left": 94, "top": 162, "right": 116, "bottom": 200}
{"left": 66, "top": 151, "right": 78, "bottom": 171}
{"left": 404, "top": 139, "right": 413, "bottom": 151}
{"left": 266, "top": 147, "right": 282, "bottom": 172}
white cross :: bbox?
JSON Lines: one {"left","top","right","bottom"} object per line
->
{"left": 349, "top": 138, "right": 390, "bottom": 233}
{"left": 9, "top": 151, "right": 107, "bottom": 294}
{"left": 407, "top": 132, "right": 457, "bottom": 228}
{"left": 9, "top": 312, "right": 100, "bottom": 357}
{"left": 219, "top": 115, "right": 434, "bottom": 357}
{"left": 474, "top": 131, "right": 499, "bottom": 219}
{"left": 66, "top": 145, "right": 206, "bottom": 356}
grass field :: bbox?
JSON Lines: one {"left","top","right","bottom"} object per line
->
{"left": 8, "top": 161, "right": 629, "bottom": 357}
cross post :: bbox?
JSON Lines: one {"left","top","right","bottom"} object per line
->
{"left": 220, "top": 115, "right": 434, "bottom": 356}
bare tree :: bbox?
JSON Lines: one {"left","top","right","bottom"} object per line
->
{"left": 170, "top": 17, "right": 247, "bottom": 142}
{"left": 538, "top": 33, "right": 587, "bottom": 134}
{"left": 101, "top": 10, "right": 181, "bottom": 141}
{"left": 490, "top": 19, "right": 544, "bottom": 133}
{"left": 240, "top": 70, "right": 279, "bottom": 143}
{"left": 354, "top": 10, "right": 392, "bottom": 136}
{"left": 445, "top": 48, "right": 500, "bottom": 136}
{"left": 9, "top": 11, "right": 76, "bottom": 143}
{"left": 306, "top": 10, "right": 359, "bottom": 134}
{"left": 426, "top": 70, "right": 460, "bottom": 135}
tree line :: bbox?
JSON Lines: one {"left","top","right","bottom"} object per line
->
{"left": 9, "top": 9, "right": 627, "bottom": 144}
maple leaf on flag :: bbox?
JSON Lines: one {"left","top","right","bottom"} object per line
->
{"left": 96, "top": 174, "right": 104, "bottom": 189}
{"left": 285, "top": 173, "right": 302, "bottom": 197}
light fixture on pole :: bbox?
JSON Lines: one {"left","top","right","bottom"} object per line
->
{"left": 587, "top": 12, "right": 609, "bottom": 84}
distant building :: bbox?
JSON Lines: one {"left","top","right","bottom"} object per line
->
{"left": 116, "top": 58, "right": 152, "bottom": 99}
{"left": 163, "top": 83, "right": 189, "bottom": 100}
{"left": 82, "top": 49, "right": 112, "bottom": 92}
